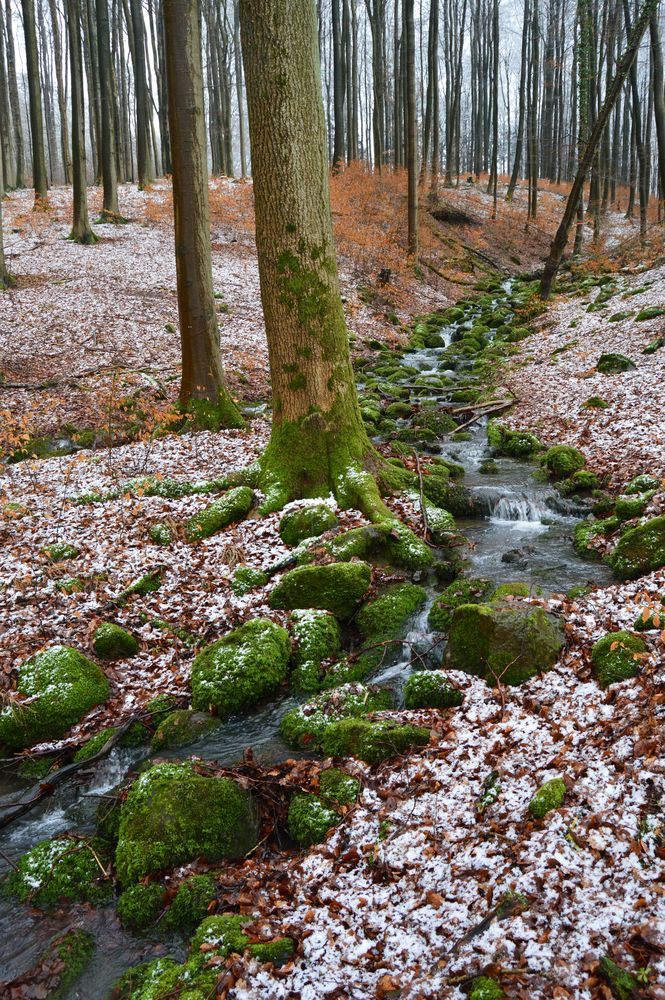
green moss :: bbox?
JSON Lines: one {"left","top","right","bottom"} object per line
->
{"left": 269, "top": 561, "right": 372, "bottom": 618}
{"left": 145, "top": 693, "right": 180, "bottom": 718}
{"left": 320, "top": 717, "right": 429, "bottom": 764}
{"left": 615, "top": 493, "right": 651, "bottom": 521}
{"left": 0, "top": 645, "right": 109, "bottom": 750}
{"left": 117, "top": 569, "right": 162, "bottom": 602}
{"left": 44, "top": 930, "right": 94, "bottom": 999}
{"left": 162, "top": 874, "right": 217, "bottom": 932}
{"left": 446, "top": 602, "right": 564, "bottom": 685}
{"left": 325, "top": 522, "right": 432, "bottom": 570}
{"left": 643, "top": 335, "right": 664, "bottom": 354}
{"left": 110, "top": 957, "right": 182, "bottom": 1000}
{"left": 148, "top": 523, "right": 172, "bottom": 546}
{"left": 609, "top": 515, "right": 665, "bottom": 578}
{"left": 625, "top": 473, "right": 660, "bottom": 494}
{"left": 318, "top": 767, "right": 360, "bottom": 804}
{"left": 487, "top": 422, "right": 542, "bottom": 457}
{"left": 591, "top": 631, "right": 645, "bottom": 687}
{"left": 542, "top": 444, "right": 586, "bottom": 479}
{"left": 43, "top": 542, "right": 80, "bottom": 561}
{"left": 177, "top": 392, "right": 244, "bottom": 433}
{"left": 280, "top": 683, "right": 392, "bottom": 748}
{"left": 74, "top": 727, "right": 116, "bottom": 762}
{"left": 583, "top": 396, "right": 609, "bottom": 409}
{"left": 470, "top": 976, "right": 504, "bottom": 1000}
{"left": 634, "top": 610, "right": 660, "bottom": 631}
{"left": 151, "top": 709, "right": 221, "bottom": 751}
{"left": 117, "top": 882, "right": 164, "bottom": 930}
{"left": 403, "top": 671, "right": 464, "bottom": 709}
{"left": 598, "top": 956, "right": 642, "bottom": 999}
{"left": 279, "top": 502, "right": 338, "bottom": 545}
{"left": 529, "top": 777, "right": 566, "bottom": 819}
{"left": 479, "top": 459, "right": 500, "bottom": 474}
{"left": 17, "top": 755, "right": 58, "bottom": 780}
{"left": 191, "top": 618, "right": 291, "bottom": 717}
{"left": 288, "top": 792, "right": 339, "bottom": 845}
{"left": 384, "top": 401, "right": 413, "bottom": 418}
{"left": 421, "top": 472, "right": 475, "bottom": 517}
{"left": 357, "top": 582, "right": 427, "bottom": 642}
{"left": 290, "top": 609, "right": 342, "bottom": 692}
{"left": 185, "top": 486, "right": 254, "bottom": 542}
{"left": 428, "top": 578, "right": 494, "bottom": 633}
{"left": 596, "top": 353, "right": 635, "bottom": 374}
{"left": 115, "top": 762, "right": 258, "bottom": 884}
{"left": 635, "top": 305, "right": 665, "bottom": 321}
{"left": 93, "top": 622, "right": 138, "bottom": 660}
{"left": 249, "top": 937, "right": 295, "bottom": 966}
{"left": 56, "top": 577, "right": 85, "bottom": 594}
{"left": 230, "top": 566, "right": 269, "bottom": 595}
{"left": 6, "top": 836, "right": 112, "bottom": 908}
{"left": 559, "top": 469, "right": 601, "bottom": 494}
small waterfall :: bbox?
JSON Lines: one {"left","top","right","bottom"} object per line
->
{"left": 490, "top": 494, "right": 548, "bottom": 524}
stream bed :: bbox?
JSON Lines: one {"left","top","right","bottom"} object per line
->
{"left": 0, "top": 284, "right": 615, "bottom": 997}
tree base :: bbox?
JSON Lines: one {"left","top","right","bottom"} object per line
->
{"left": 68, "top": 229, "right": 100, "bottom": 246}
{"left": 177, "top": 392, "right": 245, "bottom": 433}
{"left": 97, "top": 211, "right": 128, "bottom": 225}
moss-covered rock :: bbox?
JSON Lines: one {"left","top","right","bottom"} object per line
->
{"left": 151, "top": 709, "right": 221, "bottom": 751}
{"left": 269, "top": 561, "right": 372, "bottom": 618}
{"left": 421, "top": 469, "right": 476, "bottom": 517}
{"left": 559, "top": 469, "right": 600, "bottom": 494}
{"left": 43, "top": 542, "right": 80, "bottom": 561}
{"left": 470, "top": 976, "right": 504, "bottom": 1000}
{"left": 288, "top": 792, "right": 339, "bottom": 846}
{"left": 114, "top": 762, "right": 258, "bottom": 884}
{"left": 0, "top": 645, "right": 109, "bottom": 750}
{"left": 117, "top": 569, "right": 162, "bottom": 602}
{"left": 93, "top": 622, "right": 139, "bottom": 660}
{"left": 598, "top": 956, "right": 641, "bottom": 1000}
{"left": 40, "top": 930, "right": 94, "bottom": 999}
{"left": 117, "top": 882, "right": 164, "bottom": 930}
{"left": 56, "top": 577, "right": 85, "bottom": 594}
{"left": 289, "top": 609, "right": 342, "bottom": 691}
{"left": 279, "top": 503, "right": 338, "bottom": 546}
{"left": 608, "top": 515, "right": 665, "bottom": 578}
{"left": 490, "top": 581, "right": 531, "bottom": 600}
{"left": 624, "top": 473, "right": 660, "bottom": 494}
{"left": 191, "top": 618, "right": 291, "bottom": 717}
{"left": 185, "top": 486, "right": 254, "bottom": 542}
{"left": 615, "top": 493, "right": 651, "bottom": 521}
{"left": 325, "top": 522, "right": 433, "bottom": 570}
{"left": 542, "top": 444, "right": 586, "bottom": 479}
{"left": 6, "top": 836, "right": 112, "bottom": 908}
{"left": 162, "top": 874, "right": 217, "bottom": 932}
{"left": 596, "top": 353, "right": 635, "bottom": 374}
{"left": 353, "top": 582, "right": 427, "bottom": 679}
{"left": 635, "top": 305, "right": 665, "bottom": 321}
{"left": 582, "top": 396, "right": 609, "bottom": 409}
{"left": 446, "top": 602, "right": 564, "bottom": 685}
{"left": 487, "top": 422, "right": 542, "bottom": 457}
{"left": 479, "top": 459, "right": 500, "bottom": 474}
{"left": 591, "top": 631, "right": 645, "bottom": 687}
{"left": 318, "top": 767, "right": 360, "bottom": 805}
{"left": 320, "top": 717, "right": 430, "bottom": 764}
{"left": 148, "top": 523, "right": 172, "bottom": 546}
{"left": 403, "top": 671, "right": 464, "bottom": 709}
{"left": 428, "top": 578, "right": 494, "bottom": 633}
{"left": 230, "top": 565, "right": 269, "bottom": 595}
{"left": 529, "top": 777, "right": 566, "bottom": 819}
{"left": 280, "top": 683, "right": 392, "bottom": 748}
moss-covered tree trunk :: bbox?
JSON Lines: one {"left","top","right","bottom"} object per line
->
{"left": 67, "top": 0, "right": 98, "bottom": 244}
{"left": 239, "top": 0, "right": 392, "bottom": 516}
{"left": 163, "top": 0, "right": 243, "bottom": 426}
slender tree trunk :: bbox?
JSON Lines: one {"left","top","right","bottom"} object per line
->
{"left": 507, "top": 0, "right": 529, "bottom": 199}
{"left": 97, "top": 0, "right": 121, "bottom": 218}
{"left": 0, "top": 7, "right": 14, "bottom": 189}
{"left": 239, "top": 0, "right": 392, "bottom": 517}
{"left": 48, "top": 0, "right": 72, "bottom": 183}
{"left": 405, "top": 0, "right": 417, "bottom": 252}
{"left": 623, "top": 0, "right": 648, "bottom": 242}
{"left": 0, "top": 148, "right": 12, "bottom": 287}
{"left": 234, "top": 0, "right": 247, "bottom": 177}
{"left": 129, "top": 0, "right": 151, "bottom": 187}
{"left": 21, "top": 0, "right": 48, "bottom": 203}
{"left": 163, "top": 0, "right": 242, "bottom": 425}
{"left": 67, "top": 0, "right": 98, "bottom": 243}
{"left": 649, "top": 6, "right": 665, "bottom": 212}
{"left": 38, "top": 0, "right": 58, "bottom": 182}
{"left": 5, "top": 0, "right": 24, "bottom": 188}
{"left": 541, "top": 0, "right": 657, "bottom": 297}
{"left": 489, "top": 0, "right": 499, "bottom": 214}
{"left": 331, "top": 0, "right": 346, "bottom": 166}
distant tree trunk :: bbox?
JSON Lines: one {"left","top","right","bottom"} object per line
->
{"left": 507, "top": 0, "right": 529, "bottom": 199}
{"left": 489, "top": 0, "right": 499, "bottom": 215}
{"left": 0, "top": 8, "right": 14, "bottom": 189}
{"left": 541, "top": 0, "right": 657, "bottom": 297}
{"left": 429, "top": 0, "right": 440, "bottom": 192}
{"left": 5, "top": 0, "right": 24, "bottom": 188}
{"left": 239, "top": 0, "right": 393, "bottom": 518}
{"left": 38, "top": 0, "right": 58, "bottom": 182}
{"left": 331, "top": 0, "right": 346, "bottom": 166}
{"left": 48, "top": 0, "right": 72, "bottom": 184}
{"left": 404, "top": 0, "right": 417, "bottom": 252}
{"left": 163, "top": 0, "right": 243, "bottom": 424}
{"left": 0, "top": 149, "right": 12, "bottom": 288}
{"left": 21, "top": 0, "right": 48, "bottom": 203}
{"left": 96, "top": 0, "right": 121, "bottom": 218}
{"left": 67, "top": 0, "right": 98, "bottom": 243}
{"left": 527, "top": 0, "right": 539, "bottom": 221}
{"left": 234, "top": 0, "right": 247, "bottom": 177}
{"left": 129, "top": 0, "right": 151, "bottom": 187}
{"left": 650, "top": 6, "right": 665, "bottom": 211}
{"left": 365, "top": 0, "right": 386, "bottom": 171}
{"left": 623, "top": 0, "right": 648, "bottom": 243}
{"left": 83, "top": 0, "right": 103, "bottom": 181}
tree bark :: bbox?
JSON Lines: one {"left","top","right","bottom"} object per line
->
{"left": 0, "top": 145, "right": 11, "bottom": 287}
{"left": 67, "top": 0, "right": 98, "bottom": 243}
{"left": 507, "top": 0, "right": 530, "bottom": 200}
{"left": 239, "top": 0, "right": 392, "bottom": 517}
{"left": 5, "top": 0, "right": 24, "bottom": 188}
{"left": 163, "top": 0, "right": 243, "bottom": 426}
{"left": 96, "top": 0, "right": 121, "bottom": 218}
{"left": 48, "top": 0, "right": 72, "bottom": 184}
{"left": 540, "top": 0, "right": 657, "bottom": 297}
{"left": 129, "top": 0, "right": 151, "bottom": 187}
{"left": 21, "top": 0, "right": 48, "bottom": 203}
{"left": 649, "top": 5, "right": 665, "bottom": 211}
{"left": 405, "top": 0, "right": 417, "bottom": 253}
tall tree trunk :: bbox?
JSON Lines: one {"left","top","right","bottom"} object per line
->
{"left": 0, "top": 6, "right": 14, "bottom": 188}
{"left": 623, "top": 0, "right": 648, "bottom": 243}
{"left": 21, "top": 0, "right": 48, "bottom": 203}
{"left": 405, "top": 0, "right": 417, "bottom": 252}
{"left": 67, "top": 0, "right": 98, "bottom": 243}
{"left": 163, "top": 0, "right": 243, "bottom": 425}
{"left": 38, "top": 0, "right": 58, "bottom": 182}
{"left": 5, "top": 0, "right": 24, "bottom": 187}
{"left": 541, "top": 0, "right": 657, "bottom": 297}
{"left": 649, "top": 5, "right": 665, "bottom": 211}
{"left": 331, "top": 0, "right": 346, "bottom": 166}
{"left": 239, "top": 0, "right": 394, "bottom": 518}
{"left": 96, "top": 0, "right": 121, "bottom": 218}
{"left": 489, "top": 0, "right": 499, "bottom": 214}
{"left": 234, "top": 0, "right": 247, "bottom": 177}
{"left": 0, "top": 146, "right": 12, "bottom": 287}
{"left": 129, "top": 0, "right": 151, "bottom": 187}
{"left": 48, "top": 0, "right": 72, "bottom": 183}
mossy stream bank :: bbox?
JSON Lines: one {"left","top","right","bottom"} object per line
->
{"left": 0, "top": 275, "right": 647, "bottom": 998}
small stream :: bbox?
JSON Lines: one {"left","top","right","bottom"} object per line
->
{"left": 0, "top": 284, "right": 613, "bottom": 996}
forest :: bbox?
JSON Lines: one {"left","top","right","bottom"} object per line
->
{"left": 0, "top": 0, "right": 664, "bottom": 997}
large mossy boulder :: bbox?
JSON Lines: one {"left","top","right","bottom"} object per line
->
{"left": 608, "top": 515, "right": 665, "bottom": 578}
{"left": 320, "top": 717, "right": 430, "bottom": 764}
{"left": 6, "top": 836, "right": 113, "bottom": 908}
{"left": 289, "top": 609, "right": 342, "bottom": 691}
{"left": 0, "top": 646, "right": 109, "bottom": 750}
{"left": 280, "top": 682, "right": 392, "bottom": 749}
{"left": 114, "top": 762, "right": 258, "bottom": 884}
{"left": 428, "top": 577, "right": 494, "bottom": 633}
{"left": 591, "top": 631, "right": 646, "bottom": 687}
{"left": 353, "top": 581, "right": 428, "bottom": 678}
{"left": 446, "top": 601, "right": 564, "bottom": 685}
{"left": 542, "top": 444, "right": 586, "bottom": 479}
{"left": 92, "top": 622, "right": 138, "bottom": 661}
{"left": 185, "top": 486, "right": 253, "bottom": 542}
{"left": 326, "top": 521, "right": 433, "bottom": 570}
{"left": 191, "top": 618, "right": 290, "bottom": 717}
{"left": 403, "top": 671, "right": 464, "bottom": 709}
{"left": 596, "top": 353, "right": 635, "bottom": 374}
{"left": 487, "top": 422, "right": 542, "bottom": 458}
{"left": 151, "top": 709, "right": 221, "bottom": 751}
{"left": 269, "top": 561, "right": 372, "bottom": 618}
{"left": 279, "top": 502, "right": 337, "bottom": 546}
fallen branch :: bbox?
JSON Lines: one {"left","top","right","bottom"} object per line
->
{"left": 449, "top": 399, "right": 514, "bottom": 434}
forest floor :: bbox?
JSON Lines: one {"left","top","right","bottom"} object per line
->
{"left": 0, "top": 176, "right": 664, "bottom": 999}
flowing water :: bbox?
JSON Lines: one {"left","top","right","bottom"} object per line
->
{"left": 0, "top": 284, "right": 613, "bottom": 996}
